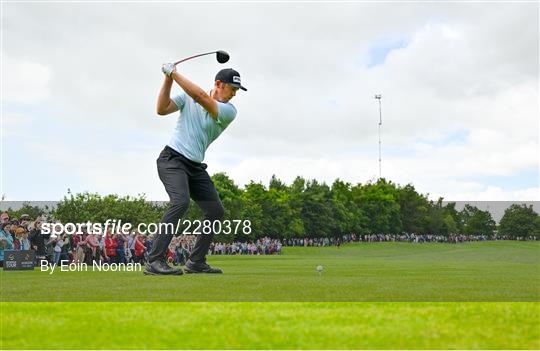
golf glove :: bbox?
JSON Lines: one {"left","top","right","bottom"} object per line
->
{"left": 162, "top": 63, "right": 176, "bottom": 77}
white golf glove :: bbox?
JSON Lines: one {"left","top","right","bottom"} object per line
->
{"left": 162, "top": 63, "right": 176, "bottom": 77}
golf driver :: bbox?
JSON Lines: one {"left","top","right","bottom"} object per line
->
{"left": 174, "top": 50, "right": 229, "bottom": 66}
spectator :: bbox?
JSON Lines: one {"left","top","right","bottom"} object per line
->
{"left": 128, "top": 233, "right": 137, "bottom": 262}
{"left": 19, "top": 214, "right": 31, "bottom": 228}
{"left": 104, "top": 231, "right": 118, "bottom": 264}
{"left": 29, "top": 220, "right": 49, "bottom": 261}
{"left": 20, "top": 230, "right": 31, "bottom": 250}
{"left": 115, "top": 233, "right": 127, "bottom": 264}
{"left": 96, "top": 234, "right": 107, "bottom": 263}
{"left": 85, "top": 233, "right": 99, "bottom": 265}
{"left": 73, "top": 233, "right": 86, "bottom": 264}
{"left": 13, "top": 227, "right": 27, "bottom": 250}
{"left": 0, "top": 218, "right": 14, "bottom": 267}
{"left": 53, "top": 235, "right": 68, "bottom": 265}
{"left": 133, "top": 234, "right": 147, "bottom": 264}
{"left": 144, "top": 234, "right": 154, "bottom": 254}
{"left": 0, "top": 212, "right": 9, "bottom": 226}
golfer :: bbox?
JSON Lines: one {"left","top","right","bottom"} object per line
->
{"left": 144, "top": 63, "right": 246, "bottom": 276}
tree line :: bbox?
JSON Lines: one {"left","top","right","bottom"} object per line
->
{"left": 5, "top": 174, "right": 540, "bottom": 241}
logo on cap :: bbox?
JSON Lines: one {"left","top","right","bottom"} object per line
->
{"left": 215, "top": 68, "right": 247, "bottom": 91}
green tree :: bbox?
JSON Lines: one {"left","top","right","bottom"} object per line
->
{"left": 442, "top": 202, "right": 463, "bottom": 233}
{"left": 287, "top": 177, "right": 307, "bottom": 238}
{"left": 424, "top": 198, "right": 448, "bottom": 235}
{"left": 460, "top": 204, "right": 496, "bottom": 236}
{"left": 211, "top": 173, "right": 244, "bottom": 242}
{"left": 443, "top": 214, "right": 458, "bottom": 234}
{"left": 5, "top": 202, "right": 48, "bottom": 220}
{"left": 354, "top": 179, "right": 402, "bottom": 234}
{"left": 331, "top": 179, "right": 367, "bottom": 235}
{"left": 241, "top": 182, "right": 267, "bottom": 239}
{"left": 299, "top": 180, "right": 335, "bottom": 237}
{"left": 499, "top": 204, "right": 540, "bottom": 239}
{"left": 212, "top": 173, "right": 242, "bottom": 214}
{"left": 35, "top": 175, "right": 513, "bottom": 240}
{"left": 53, "top": 191, "right": 164, "bottom": 226}
{"left": 396, "top": 184, "right": 429, "bottom": 234}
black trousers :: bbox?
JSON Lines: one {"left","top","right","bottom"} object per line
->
{"left": 147, "top": 146, "right": 224, "bottom": 264}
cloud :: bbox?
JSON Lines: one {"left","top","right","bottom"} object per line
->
{"left": 2, "top": 2, "right": 538, "bottom": 201}
{"left": 435, "top": 183, "right": 540, "bottom": 202}
{"left": 3, "top": 59, "right": 52, "bottom": 103}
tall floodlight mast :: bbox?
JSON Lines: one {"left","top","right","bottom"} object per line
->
{"left": 374, "top": 94, "right": 382, "bottom": 180}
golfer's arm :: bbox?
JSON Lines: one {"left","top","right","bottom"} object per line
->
{"left": 171, "top": 71, "right": 218, "bottom": 119}
{"left": 156, "top": 77, "right": 179, "bottom": 116}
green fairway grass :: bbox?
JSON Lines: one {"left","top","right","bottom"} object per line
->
{"left": 1, "top": 302, "right": 539, "bottom": 349}
{"left": 1, "top": 242, "right": 539, "bottom": 349}
{"left": 1, "top": 241, "right": 539, "bottom": 301}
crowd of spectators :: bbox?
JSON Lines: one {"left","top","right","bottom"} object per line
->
{"left": 0, "top": 212, "right": 152, "bottom": 267}
{"left": 0, "top": 212, "right": 537, "bottom": 268}
{"left": 166, "top": 234, "right": 194, "bottom": 265}
{"left": 1, "top": 212, "right": 42, "bottom": 266}
{"left": 359, "top": 233, "right": 537, "bottom": 243}
{"left": 283, "top": 234, "right": 356, "bottom": 247}
{"left": 163, "top": 236, "right": 285, "bottom": 265}
{"left": 48, "top": 229, "right": 151, "bottom": 266}
{"left": 209, "top": 237, "right": 283, "bottom": 255}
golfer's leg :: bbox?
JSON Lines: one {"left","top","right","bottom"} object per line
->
{"left": 147, "top": 161, "right": 190, "bottom": 263}
{"left": 189, "top": 172, "right": 224, "bottom": 263}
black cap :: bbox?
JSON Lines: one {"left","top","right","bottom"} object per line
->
{"left": 215, "top": 68, "right": 247, "bottom": 91}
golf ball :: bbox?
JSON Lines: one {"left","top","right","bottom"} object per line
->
{"left": 316, "top": 265, "right": 323, "bottom": 273}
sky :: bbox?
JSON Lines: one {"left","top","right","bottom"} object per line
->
{"left": 2, "top": 2, "right": 539, "bottom": 202}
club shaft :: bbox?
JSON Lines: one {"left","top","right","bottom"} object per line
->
{"left": 174, "top": 51, "right": 216, "bottom": 65}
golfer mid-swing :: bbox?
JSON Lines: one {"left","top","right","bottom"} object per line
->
{"left": 144, "top": 63, "right": 246, "bottom": 275}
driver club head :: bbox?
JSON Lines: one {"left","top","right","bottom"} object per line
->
{"left": 216, "top": 50, "right": 230, "bottom": 64}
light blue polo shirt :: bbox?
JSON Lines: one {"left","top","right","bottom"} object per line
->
{"left": 168, "top": 92, "right": 236, "bottom": 163}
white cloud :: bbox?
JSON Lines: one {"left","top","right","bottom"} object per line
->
{"left": 4, "top": 59, "right": 52, "bottom": 103}
{"left": 2, "top": 3, "right": 538, "bottom": 201}
{"left": 435, "top": 184, "right": 540, "bottom": 202}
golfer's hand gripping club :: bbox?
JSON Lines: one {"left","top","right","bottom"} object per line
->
{"left": 162, "top": 63, "right": 176, "bottom": 77}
